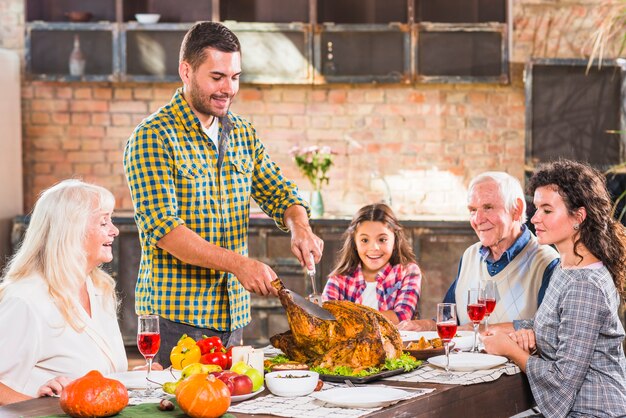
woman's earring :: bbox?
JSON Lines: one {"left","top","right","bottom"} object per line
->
{"left": 573, "top": 223, "right": 580, "bottom": 230}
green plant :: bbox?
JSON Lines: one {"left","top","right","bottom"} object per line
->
{"left": 588, "top": 2, "right": 626, "bottom": 222}
{"left": 290, "top": 145, "right": 335, "bottom": 191}
{"left": 587, "top": 1, "right": 626, "bottom": 72}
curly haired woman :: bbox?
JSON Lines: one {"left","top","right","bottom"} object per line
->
{"left": 483, "top": 159, "right": 626, "bottom": 417}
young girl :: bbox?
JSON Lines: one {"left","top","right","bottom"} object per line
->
{"left": 322, "top": 203, "right": 422, "bottom": 324}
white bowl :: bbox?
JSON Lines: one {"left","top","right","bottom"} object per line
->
{"left": 265, "top": 370, "right": 319, "bottom": 397}
{"left": 135, "top": 13, "right": 161, "bottom": 24}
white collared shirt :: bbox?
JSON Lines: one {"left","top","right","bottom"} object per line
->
{"left": 0, "top": 273, "right": 128, "bottom": 396}
{"left": 202, "top": 117, "right": 220, "bottom": 151}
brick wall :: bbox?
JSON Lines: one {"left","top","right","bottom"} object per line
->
{"left": 3, "top": 0, "right": 623, "bottom": 217}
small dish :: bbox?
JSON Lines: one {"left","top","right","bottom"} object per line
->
{"left": 265, "top": 370, "right": 319, "bottom": 397}
{"left": 404, "top": 341, "right": 454, "bottom": 360}
{"left": 65, "top": 11, "right": 92, "bottom": 22}
{"left": 135, "top": 13, "right": 161, "bottom": 24}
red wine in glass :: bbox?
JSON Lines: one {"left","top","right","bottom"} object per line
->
{"left": 436, "top": 303, "right": 458, "bottom": 376}
{"left": 481, "top": 280, "right": 498, "bottom": 333}
{"left": 138, "top": 332, "right": 160, "bottom": 359}
{"left": 467, "top": 288, "right": 485, "bottom": 352}
{"left": 137, "top": 314, "right": 160, "bottom": 395}
{"left": 437, "top": 322, "right": 458, "bottom": 342}
{"left": 467, "top": 303, "right": 486, "bottom": 322}
{"left": 484, "top": 298, "right": 496, "bottom": 314}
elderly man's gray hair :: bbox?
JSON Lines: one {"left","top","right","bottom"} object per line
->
{"left": 468, "top": 172, "right": 527, "bottom": 223}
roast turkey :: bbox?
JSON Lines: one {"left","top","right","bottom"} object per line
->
{"left": 269, "top": 279, "right": 404, "bottom": 371}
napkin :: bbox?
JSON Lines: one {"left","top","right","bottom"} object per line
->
{"left": 36, "top": 400, "right": 237, "bottom": 418}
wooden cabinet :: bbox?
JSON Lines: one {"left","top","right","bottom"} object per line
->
{"left": 11, "top": 216, "right": 476, "bottom": 346}
{"left": 24, "top": 0, "right": 510, "bottom": 84}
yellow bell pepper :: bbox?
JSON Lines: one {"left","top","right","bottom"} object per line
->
{"left": 170, "top": 343, "right": 201, "bottom": 370}
{"left": 176, "top": 334, "right": 197, "bottom": 348}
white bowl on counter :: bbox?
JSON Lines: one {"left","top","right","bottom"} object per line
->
{"left": 265, "top": 370, "right": 319, "bottom": 397}
{"left": 135, "top": 13, "right": 161, "bottom": 24}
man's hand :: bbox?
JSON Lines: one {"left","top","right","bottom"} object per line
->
{"left": 233, "top": 258, "right": 279, "bottom": 296}
{"left": 37, "top": 376, "right": 71, "bottom": 398}
{"left": 396, "top": 319, "right": 436, "bottom": 331}
{"left": 284, "top": 206, "right": 324, "bottom": 270}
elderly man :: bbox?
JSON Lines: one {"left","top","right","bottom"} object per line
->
{"left": 399, "top": 172, "right": 559, "bottom": 333}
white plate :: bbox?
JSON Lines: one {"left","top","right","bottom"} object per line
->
{"left": 232, "top": 386, "right": 264, "bottom": 402}
{"left": 311, "top": 387, "right": 410, "bottom": 408}
{"left": 400, "top": 330, "right": 475, "bottom": 351}
{"left": 428, "top": 352, "right": 508, "bottom": 372}
{"left": 107, "top": 370, "right": 181, "bottom": 389}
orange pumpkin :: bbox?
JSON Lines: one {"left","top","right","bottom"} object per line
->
{"left": 176, "top": 373, "right": 231, "bottom": 418}
{"left": 60, "top": 370, "right": 128, "bottom": 418}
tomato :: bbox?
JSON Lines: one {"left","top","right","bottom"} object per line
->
{"left": 170, "top": 344, "right": 202, "bottom": 370}
{"left": 200, "top": 351, "right": 228, "bottom": 369}
{"left": 197, "top": 336, "right": 223, "bottom": 355}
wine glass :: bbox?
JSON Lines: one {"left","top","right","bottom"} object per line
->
{"left": 479, "top": 280, "right": 497, "bottom": 334}
{"left": 137, "top": 314, "right": 160, "bottom": 395}
{"left": 466, "top": 288, "right": 486, "bottom": 352}
{"left": 436, "top": 303, "right": 458, "bottom": 377}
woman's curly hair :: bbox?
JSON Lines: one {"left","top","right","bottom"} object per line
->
{"left": 527, "top": 159, "right": 626, "bottom": 297}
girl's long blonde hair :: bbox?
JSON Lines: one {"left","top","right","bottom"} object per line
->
{"left": 0, "top": 179, "right": 118, "bottom": 331}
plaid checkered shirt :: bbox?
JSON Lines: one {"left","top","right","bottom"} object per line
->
{"left": 526, "top": 264, "right": 626, "bottom": 418}
{"left": 124, "top": 88, "right": 308, "bottom": 331}
{"left": 322, "top": 263, "right": 422, "bottom": 321}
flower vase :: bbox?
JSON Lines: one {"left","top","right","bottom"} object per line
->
{"left": 310, "top": 190, "right": 324, "bottom": 219}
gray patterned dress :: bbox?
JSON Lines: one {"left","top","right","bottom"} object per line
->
{"left": 526, "top": 264, "right": 626, "bottom": 418}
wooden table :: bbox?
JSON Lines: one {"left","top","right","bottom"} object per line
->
{"left": 0, "top": 373, "right": 534, "bottom": 418}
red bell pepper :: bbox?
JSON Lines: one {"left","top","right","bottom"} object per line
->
{"left": 200, "top": 350, "right": 228, "bottom": 369}
{"left": 197, "top": 336, "right": 223, "bottom": 355}
{"left": 225, "top": 346, "right": 233, "bottom": 369}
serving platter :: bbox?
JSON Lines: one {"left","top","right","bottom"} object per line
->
{"left": 319, "top": 367, "right": 406, "bottom": 384}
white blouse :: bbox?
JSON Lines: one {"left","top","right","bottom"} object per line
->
{"left": 0, "top": 273, "right": 128, "bottom": 396}
{"left": 360, "top": 281, "right": 379, "bottom": 310}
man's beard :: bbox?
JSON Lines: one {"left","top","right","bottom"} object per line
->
{"left": 188, "top": 76, "right": 230, "bottom": 118}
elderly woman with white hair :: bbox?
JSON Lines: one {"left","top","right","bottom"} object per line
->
{"left": 0, "top": 179, "right": 128, "bottom": 404}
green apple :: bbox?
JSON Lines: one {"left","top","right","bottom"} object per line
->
{"left": 244, "top": 368, "right": 264, "bottom": 392}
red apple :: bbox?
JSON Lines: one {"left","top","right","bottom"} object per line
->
{"left": 211, "top": 371, "right": 238, "bottom": 381}
{"left": 229, "top": 374, "right": 253, "bottom": 396}
{"left": 209, "top": 371, "right": 238, "bottom": 394}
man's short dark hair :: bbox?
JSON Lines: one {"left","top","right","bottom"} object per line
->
{"left": 179, "top": 22, "right": 241, "bottom": 70}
